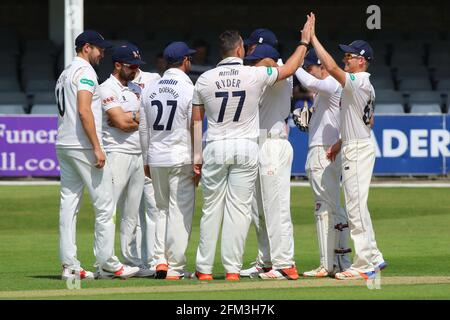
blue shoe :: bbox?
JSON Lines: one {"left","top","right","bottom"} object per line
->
{"left": 376, "top": 261, "right": 387, "bottom": 271}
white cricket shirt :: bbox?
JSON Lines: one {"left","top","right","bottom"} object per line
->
{"left": 130, "top": 70, "right": 161, "bottom": 93}
{"left": 55, "top": 57, "right": 102, "bottom": 149}
{"left": 340, "top": 72, "right": 375, "bottom": 141}
{"left": 129, "top": 70, "right": 161, "bottom": 163}
{"left": 259, "top": 79, "right": 291, "bottom": 137}
{"left": 141, "top": 68, "right": 194, "bottom": 167}
{"left": 295, "top": 68, "right": 341, "bottom": 146}
{"left": 100, "top": 75, "right": 142, "bottom": 154}
{"left": 192, "top": 57, "right": 279, "bottom": 142}
{"left": 259, "top": 59, "right": 292, "bottom": 138}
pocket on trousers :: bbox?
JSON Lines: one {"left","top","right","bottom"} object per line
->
{"left": 306, "top": 148, "right": 324, "bottom": 172}
{"left": 342, "top": 145, "right": 358, "bottom": 162}
{"left": 317, "top": 147, "right": 331, "bottom": 171}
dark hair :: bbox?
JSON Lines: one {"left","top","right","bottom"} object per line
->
{"left": 218, "top": 30, "right": 242, "bottom": 58}
{"left": 75, "top": 46, "right": 83, "bottom": 53}
{"left": 167, "top": 60, "right": 183, "bottom": 69}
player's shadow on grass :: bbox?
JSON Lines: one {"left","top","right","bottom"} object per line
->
{"left": 29, "top": 275, "right": 62, "bottom": 280}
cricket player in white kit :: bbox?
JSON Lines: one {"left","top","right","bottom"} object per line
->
{"left": 294, "top": 48, "right": 351, "bottom": 277}
{"left": 240, "top": 29, "right": 295, "bottom": 279}
{"left": 56, "top": 30, "right": 139, "bottom": 280}
{"left": 243, "top": 44, "right": 299, "bottom": 280}
{"left": 191, "top": 19, "right": 312, "bottom": 281}
{"left": 125, "top": 47, "right": 163, "bottom": 273}
{"left": 309, "top": 13, "right": 386, "bottom": 280}
{"left": 140, "top": 42, "right": 196, "bottom": 280}
{"left": 99, "top": 44, "right": 154, "bottom": 277}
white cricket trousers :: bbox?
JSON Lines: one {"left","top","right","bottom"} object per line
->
{"left": 196, "top": 139, "right": 259, "bottom": 274}
{"left": 57, "top": 148, "right": 121, "bottom": 272}
{"left": 305, "top": 145, "right": 351, "bottom": 272}
{"left": 135, "top": 176, "right": 166, "bottom": 268}
{"left": 151, "top": 165, "right": 195, "bottom": 276}
{"left": 107, "top": 152, "right": 145, "bottom": 267}
{"left": 341, "top": 139, "right": 384, "bottom": 273}
{"left": 252, "top": 137, "right": 296, "bottom": 270}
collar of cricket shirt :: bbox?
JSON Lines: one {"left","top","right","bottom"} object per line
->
{"left": 133, "top": 69, "right": 142, "bottom": 83}
{"left": 164, "top": 67, "right": 193, "bottom": 85}
{"left": 109, "top": 74, "right": 131, "bottom": 91}
{"left": 217, "top": 57, "right": 243, "bottom": 66}
{"left": 74, "top": 56, "right": 97, "bottom": 77}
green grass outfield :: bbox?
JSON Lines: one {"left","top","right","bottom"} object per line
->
{"left": 0, "top": 185, "right": 450, "bottom": 300}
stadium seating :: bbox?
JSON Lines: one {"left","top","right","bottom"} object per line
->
{"left": 371, "top": 77, "right": 396, "bottom": 90}
{"left": 0, "top": 28, "right": 20, "bottom": 56}
{"left": 0, "top": 78, "right": 21, "bottom": 93}
{"left": 0, "top": 92, "right": 27, "bottom": 114}
{"left": 437, "top": 79, "right": 450, "bottom": 91}
{"left": 395, "top": 66, "right": 432, "bottom": 91}
{"left": 390, "top": 41, "right": 426, "bottom": 66}
{"left": 407, "top": 91, "right": 443, "bottom": 114}
{"left": 30, "top": 92, "right": 57, "bottom": 114}
{"left": 0, "top": 27, "right": 448, "bottom": 114}
{"left": 374, "top": 89, "right": 405, "bottom": 114}
{"left": 0, "top": 53, "right": 21, "bottom": 92}
{"left": 427, "top": 42, "right": 450, "bottom": 67}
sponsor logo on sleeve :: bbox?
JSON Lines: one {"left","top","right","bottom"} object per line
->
{"left": 350, "top": 74, "right": 356, "bottom": 81}
{"left": 266, "top": 67, "right": 273, "bottom": 76}
{"left": 102, "top": 96, "right": 116, "bottom": 104}
{"left": 80, "top": 78, "right": 95, "bottom": 86}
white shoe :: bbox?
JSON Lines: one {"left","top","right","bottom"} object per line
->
{"left": 302, "top": 266, "right": 329, "bottom": 278}
{"left": 166, "top": 271, "right": 194, "bottom": 280}
{"left": 335, "top": 268, "right": 375, "bottom": 280}
{"left": 259, "top": 266, "right": 299, "bottom": 280}
{"left": 61, "top": 266, "right": 95, "bottom": 280}
{"left": 96, "top": 265, "right": 140, "bottom": 279}
{"left": 240, "top": 264, "right": 272, "bottom": 278}
{"left": 134, "top": 265, "right": 156, "bottom": 278}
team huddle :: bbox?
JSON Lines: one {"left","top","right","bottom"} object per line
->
{"left": 55, "top": 13, "right": 387, "bottom": 282}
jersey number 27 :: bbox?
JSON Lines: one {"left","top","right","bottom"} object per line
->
{"left": 152, "top": 100, "right": 177, "bottom": 131}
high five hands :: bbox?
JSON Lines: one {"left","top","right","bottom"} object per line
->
{"left": 301, "top": 12, "right": 316, "bottom": 44}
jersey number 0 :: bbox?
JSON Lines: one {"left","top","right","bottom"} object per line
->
{"left": 55, "top": 87, "right": 66, "bottom": 117}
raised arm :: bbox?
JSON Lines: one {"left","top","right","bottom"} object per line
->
{"left": 295, "top": 68, "right": 337, "bottom": 96}
{"left": 276, "top": 15, "right": 312, "bottom": 81}
{"left": 310, "top": 13, "right": 346, "bottom": 86}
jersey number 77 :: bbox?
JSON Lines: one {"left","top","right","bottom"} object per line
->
{"left": 215, "top": 90, "right": 246, "bottom": 123}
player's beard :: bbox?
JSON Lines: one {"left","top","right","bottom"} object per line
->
{"left": 119, "top": 68, "right": 136, "bottom": 82}
{"left": 88, "top": 53, "right": 101, "bottom": 67}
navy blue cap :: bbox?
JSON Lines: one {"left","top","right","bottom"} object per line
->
{"left": 163, "top": 42, "right": 196, "bottom": 64}
{"left": 75, "top": 30, "right": 112, "bottom": 49}
{"left": 112, "top": 44, "right": 146, "bottom": 65}
{"left": 303, "top": 48, "right": 321, "bottom": 68}
{"left": 244, "top": 43, "right": 280, "bottom": 62}
{"left": 339, "top": 40, "right": 374, "bottom": 61}
{"left": 244, "top": 29, "right": 278, "bottom": 47}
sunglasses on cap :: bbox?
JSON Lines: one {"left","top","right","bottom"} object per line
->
{"left": 122, "top": 63, "right": 139, "bottom": 69}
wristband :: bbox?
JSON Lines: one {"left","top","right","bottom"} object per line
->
{"left": 299, "top": 41, "right": 310, "bottom": 48}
